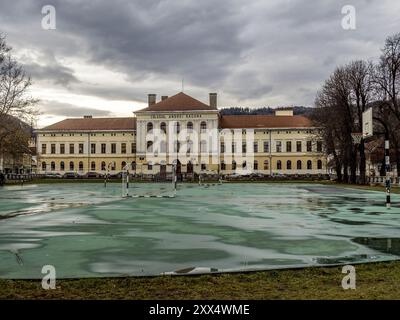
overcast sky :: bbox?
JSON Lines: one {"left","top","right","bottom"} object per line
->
{"left": 1, "top": 0, "right": 399, "bottom": 127}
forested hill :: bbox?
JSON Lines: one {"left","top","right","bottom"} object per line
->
{"left": 219, "top": 106, "right": 315, "bottom": 116}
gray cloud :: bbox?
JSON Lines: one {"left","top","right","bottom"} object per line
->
{"left": 39, "top": 100, "right": 113, "bottom": 117}
{"left": 1, "top": 0, "right": 399, "bottom": 109}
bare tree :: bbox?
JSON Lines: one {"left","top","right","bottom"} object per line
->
{"left": 0, "top": 34, "right": 38, "bottom": 162}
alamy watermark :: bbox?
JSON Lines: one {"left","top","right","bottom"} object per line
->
{"left": 41, "top": 5, "right": 56, "bottom": 30}
{"left": 41, "top": 265, "right": 56, "bottom": 290}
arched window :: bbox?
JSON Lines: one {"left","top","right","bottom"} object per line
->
{"left": 242, "top": 161, "right": 247, "bottom": 169}
{"left": 200, "top": 121, "right": 207, "bottom": 132}
{"left": 147, "top": 141, "right": 153, "bottom": 152}
{"left": 187, "top": 122, "right": 193, "bottom": 131}
{"left": 307, "top": 160, "right": 312, "bottom": 170}
{"left": 51, "top": 162, "right": 55, "bottom": 171}
{"left": 79, "top": 161, "right": 84, "bottom": 171}
{"left": 287, "top": 160, "right": 292, "bottom": 170}
{"left": 232, "top": 160, "right": 237, "bottom": 170}
{"left": 200, "top": 140, "right": 207, "bottom": 153}
{"left": 297, "top": 160, "right": 302, "bottom": 170}
{"left": 201, "top": 163, "right": 206, "bottom": 171}
{"left": 160, "top": 122, "right": 166, "bottom": 134}
{"left": 187, "top": 140, "right": 193, "bottom": 154}
{"left": 131, "top": 161, "right": 136, "bottom": 170}
{"left": 254, "top": 160, "right": 258, "bottom": 170}
{"left": 42, "top": 161, "right": 47, "bottom": 171}
{"left": 147, "top": 122, "right": 153, "bottom": 133}
{"left": 111, "top": 162, "right": 116, "bottom": 171}
{"left": 121, "top": 161, "right": 127, "bottom": 170}
{"left": 101, "top": 161, "right": 106, "bottom": 171}
{"left": 91, "top": 161, "right": 96, "bottom": 171}
{"left": 221, "top": 161, "right": 226, "bottom": 171}
{"left": 60, "top": 161, "right": 65, "bottom": 171}
{"left": 277, "top": 160, "right": 282, "bottom": 170}
{"left": 174, "top": 122, "right": 180, "bottom": 134}
{"left": 69, "top": 161, "right": 74, "bottom": 171}
{"left": 148, "top": 162, "right": 153, "bottom": 170}
{"left": 317, "top": 159, "right": 323, "bottom": 170}
{"left": 264, "top": 160, "right": 269, "bottom": 170}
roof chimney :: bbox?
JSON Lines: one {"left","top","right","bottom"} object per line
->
{"left": 209, "top": 93, "right": 217, "bottom": 108}
{"left": 161, "top": 95, "right": 168, "bottom": 101}
{"left": 275, "top": 108, "right": 293, "bottom": 116}
{"left": 148, "top": 94, "right": 157, "bottom": 106}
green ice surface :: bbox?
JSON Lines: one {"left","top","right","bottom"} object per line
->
{"left": 0, "top": 183, "right": 399, "bottom": 279}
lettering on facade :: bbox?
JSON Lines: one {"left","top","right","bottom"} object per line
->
{"left": 150, "top": 114, "right": 203, "bottom": 119}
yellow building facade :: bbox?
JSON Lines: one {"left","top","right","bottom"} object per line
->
{"left": 36, "top": 92, "right": 326, "bottom": 177}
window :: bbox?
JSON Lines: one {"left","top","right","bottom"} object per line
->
{"left": 160, "top": 122, "right": 166, "bottom": 133}
{"left": 91, "top": 143, "right": 96, "bottom": 154}
{"left": 111, "top": 143, "right": 116, "bottom": 154}
{"left": 287, "top": 160, "right": 292, "bottom": 170}
{"left": 60, "top": 144, "right": 65, "bottom": 154}
{"left": 286, "top": 141, "right": 292, "bottom": 153}
{"left": 147, "top": 122, "right": 153, "bottom": 133}
{"left": 69, "top": 144, "right": 74, "bottom": 154}
{"left": 296, "top": 141, "right": 302, "bottom": 152}
{"left": 264, "top": 160, "right": 269, "bottom": 170}
{"left": 146, "top": 141, "right": 153, "bottom": 152}
{"left": 201, "top": 163, "right": 206, "bottom": 171}
{"left": 69, "top": 161, "right": 74, "bottom": 171}
{"left": 297, "top": 160, "right": 302, "bottom": 170}
{"left": 41, "top": 144, "right": 47, "bottom": 154}
{"left": 200, "top": 140, "right": 207, "bottom": 153}
{"left": 79, "top": 143, "right": 84, "bottom": 154}
{"left": 242, "top": 161, "right": 247, "bottom": 169}
{"left": 148, "top": 162, "right": 153, "bottom": 170}
{"left": 101, "top": 143, "right": 106, "bottom": 154}
{"left": 276, "top": 141, "right": 282, "bottom": 153}
{"left": 131, "top": 143, "right": 136, "bottom": 153}
{"left": 91, "top": 161, "right": 96, "bottom": 171}
{"left": 174, "top": 122, "right": 180, "bottom": 134}
{"left": 42, "top": 161, "right": 46, "bottom": 171}
{"left": 79, "top": 161, "right": 84, "bottom": 171}
{"left": 101, "top": 161, "right": 106, "bottom": 171}
{"left": 220, "top": 142, "right": 225, "bottom": 154}
{"left": 254, "top": 160, "right": 258, "bottom": 170}
{"left": 317, "top": 159, "right": 323, "bottom": 170}
{"left": 277, "top": 160, "right": 282, "bottom": 170}
{"left": 242, "top": 142, "right": 246, "bottom": 154}
{"left": 307, "top": 141, "right": 312, "bottom": 152}
{"left": 200, "top": 121, "right": 207, "bottom": 132}
{"left": 263, "top": 141, "right": 269, "bottom": 153}
{"left": 51, "top": 144, "right": 56, "bottom": 154}
{"left": 221, "top": 161, "right": 226, "bottom": 171}
{"left": 254, "top": 142, "right": 258, "bottom": 153}
{"left": 307, "top": 160, "right": 312, "bottom": 170}
{"left": 317, "top": 141, "right": 323, "bottom": 152}
{"left": 187, "top": 122, "right": 193, "bottom": 132}
{"left": 232, "top": 142, "right": 236, "bottom": 153}
{"left": 131, "top": 161, "right": 136, "bottom": 170}
{"left": 232, "top": 160, "right": 237, "bottom": 170}
{"left": 111, "top": 162, "right": 116, "bottom": 171}
{"left": 121, "top": 161, "right": 126, "bottom": 170}
{"left": 51, "top": 162, "right": 55, "bottom": 171}
{"left": 60, "top": 161, "right": 65, "bottom": 171}
{"left": 174, "top": 141, "right": 180, "bottom": 152}
{"left": 121, "top": 143, "right": 126, "bottom": 154}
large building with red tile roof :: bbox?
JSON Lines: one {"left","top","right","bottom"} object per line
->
{"left": 35, "top": 92, "right": 327, "bottom": 177}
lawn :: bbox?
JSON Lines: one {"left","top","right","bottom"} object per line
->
{"left": 1, "top": 261, "right": 399, "bottom": 299}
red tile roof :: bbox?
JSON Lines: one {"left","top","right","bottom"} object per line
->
{"left": 40, "top": 117, "right": 136, "bottom": 131}
{"left": 219, "top": 115, "right": 312, "bottom": 129}
{"left": 137, "top": 92, "right": 217, "bottom": 112}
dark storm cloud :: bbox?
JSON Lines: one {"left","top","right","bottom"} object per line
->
{"left": 1, "top": 0, "right": 399, "bottom": 106}
{"left": 39, "top": 100, "right": 113, "bottom": 117}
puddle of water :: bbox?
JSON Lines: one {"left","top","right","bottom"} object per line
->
{"left": 0, "top": 183, "right": 399, "bottom": 279}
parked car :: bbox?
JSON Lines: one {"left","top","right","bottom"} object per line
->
{"left": 108, "top": 172, "right": 124, "bottom": 179}
{"left": 84, "top": 172, "right": 104, "bottom": 179}
{"left": 63, "top": 172, "right": 79, "bottom": 179}
{"left": 44, "top": 173, "right": 62, "bottom": 179}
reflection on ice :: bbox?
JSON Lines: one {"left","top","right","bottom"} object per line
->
{"left": 0, "top": 183, "right": 399, "bottom": 279}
